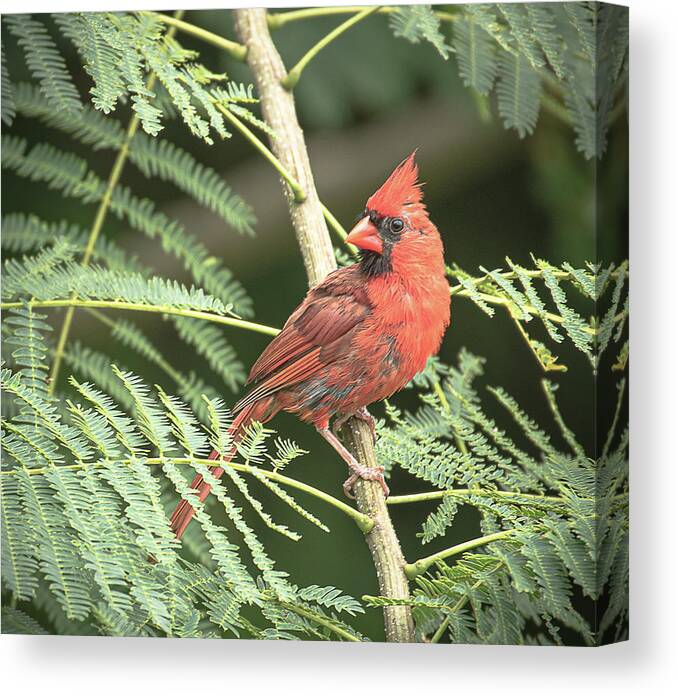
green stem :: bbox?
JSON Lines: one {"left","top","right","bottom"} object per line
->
{"left": 216, "top": 104, "right": 306, "bottom": 203}
{"left": 268, "top": 6, "right": 459, "bottom": 29}
{"left": 47, "top": 11, "right": 185, "bottom": 395}
{"left": 448, "top": 265, "right": 628, "bottom": 289}
{"left": 319, "top": 202, "right": 360, "bottom": 257}
{"left": 217, "top": 104, "right": 348, "bottom": 241}
{"left": 319, "top": 202, "right": 348, "bottom": 242}
{"left": 48, "top": 103, "right": 139, "bottom": 394}
{"left": 146, "top": 11, "right": 247, "bottom": 61}
{"left": 508, "top": 306, "right": 568, "bottom": 372}
{"left": 451, "top": 285, "right": 573, "bottom": 327}
{"left": 541, "top": 93, "right": 572, "bottom": 126}
{"left": 430, "top": 561, "right": 504, "bottom": 643}
{"left": 279, "top": 601, "right": 362, "bottom": 641}
{"left": 1, "top": 299, "right": 280, "bottom": 337}
{"left": 432, "top": 378, "right": 468, "bottom": 455}
{"left": 430, "top": 616, "right": 450, "bottom": 644}
{"left": 451, "top": 285, "right": 625, "bottom": 335}
{"left": 281, "top": 6, "right": 381, "bottom": 90}
{"left": 388, "top": 489, "right": 566, "bottom": 507}
{"left": 232, "top": 462, "right": 373, "bottom": 533}
{"left": 404, "top": 530, "right": 514, "bottom": 579}
{"left": 1, "top": 456, "right": 373, "bottom": 533}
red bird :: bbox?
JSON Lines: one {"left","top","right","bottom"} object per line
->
{"left": 169, "top": 152, "right": 450, "bottom": 539}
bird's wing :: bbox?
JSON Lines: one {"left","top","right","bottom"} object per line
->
{"left": 234, "top": 267, "right": 371, "bottom": 412}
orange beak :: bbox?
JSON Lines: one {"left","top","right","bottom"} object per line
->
{"left": 345, "top": 216, "right": 383, "bottom": 254}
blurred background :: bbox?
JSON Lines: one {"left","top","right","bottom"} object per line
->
{"left": 1, "top": 6, "right": 628, "bottom": 641}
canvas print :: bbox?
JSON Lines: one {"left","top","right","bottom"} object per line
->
{"left": 0, "top": 3, "right": 628, "bottom": 645}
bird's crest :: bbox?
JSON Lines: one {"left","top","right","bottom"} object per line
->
{"left": 367, "top": 151, "right": 423, "bottom": 217}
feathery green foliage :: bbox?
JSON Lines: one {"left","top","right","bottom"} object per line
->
{"left": 1, "top": 338, "right": 362, "bottom": 638}
{"left": 496, "top": 50, "right": 542, "bottom": 138}
{"left": 390, "top": 2, "right": 629, "bottom": 157}
{"left": 2, "top": 6, "right": 628, "bottom": 645}
{"left": 4, "top": 14, "right": 81, "bottom": 115}
{"left": 449, "top": 258, "right": 628, "bottom": 373}
{"left": 1, "top": 134, "right": 253, "bottom": 315}
{"left": 1, "top": 44, "right": 16, "bottom": 126}
{"left": 389, "top": 5, "right": 450, "bottom": 59}
{"left": 11, "top": 82, "right": 256, "bottom": 235}
{"left": 452, "top": 17, "right": 497, "bottom": 96}
{"left": 373, "top": 351, "right": 628, "bottom": 645}
{"left": 2, "top": 245, "right": 235, "bottom": 317}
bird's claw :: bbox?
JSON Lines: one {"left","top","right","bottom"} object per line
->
{"left": 343, "top": 465, "right": 390, "bottom": 499}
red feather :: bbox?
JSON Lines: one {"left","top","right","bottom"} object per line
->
{"left": 366, "top": 150, "right": 422, "bottom": 217}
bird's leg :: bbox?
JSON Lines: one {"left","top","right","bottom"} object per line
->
{"left": 332, "top": 407, "right": 376, "bottom": 441}
{"left": 316, "top": 427, "right": 389, "bottom": 499}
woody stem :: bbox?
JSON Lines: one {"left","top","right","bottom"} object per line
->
{"left": 233, "top": 7, "right": 415, "bottom": 643}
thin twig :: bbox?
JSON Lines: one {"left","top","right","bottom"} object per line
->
{"left": 279, "top": 601, "right": 363, "bottom": 641}
{"left": 217, "top": 104, "right": 306, "bottom": 202}
{"left": 268, "top": 6, "right": 459, "bottom": 29}
{"left": 48, "top": 12, "right": 185, "bottom": 394}
{"left": 387, "top": 488, "right": 566, "bottom": 507}
{"left": 145, "top": 11, "right": 247, "bottom": 61}
{"left": 1, "top": 299, "right": 280, "bottom": 337}
{"left": 1, "top": 456, "right": 373, "bottom": 533}
{"left": 281, "top": 6, "right": 381, "bottom": 90}
{"left": 430, "top": 561, "right": 504, "bottom": 643}
{"left": 216, "top": 103, "right": 353, "bottom": 246}
{"left": 319, "top": 202, "right": 348, "bottom": 242}
{"left": 508, "top": 306, "right": 567, "bottom": 372}
{"left": 404, "top": 530, "right": 514, "bottom": 579}
{"left": 432, "top": 378, "right": 468, "bottom": 455}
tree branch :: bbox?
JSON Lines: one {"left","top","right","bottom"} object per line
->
{"left": 281, "top": 6, "right": 380, "bottom": 90}
{"left": 267, "top": 6, "right": 459, "bottom": 29}
{"left": 1, "top": 456, "right": 373, "bottom": 533}
{"left": 147, "top": 11, "right": 247, "bottom": 61}
{"left": 233, "top": 7, "right": 415, "bottom": 642}
{"left": 387, "top": 488, "right": 567, "bottom": 507}
{"left": 0, "top": 299, "right": 279, "bottom": 336}
{"left": 404, "top": 530, "right": 514, "bottom": 579}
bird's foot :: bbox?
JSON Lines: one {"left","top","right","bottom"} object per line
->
{"left": 332, "top": 407, "right": 376, "bottom": 441}
{"left": 316, "top": 426, "right": 389, "bottom": 499}
{"left": 343, "top": 464, "right": 390, "bottom": 499}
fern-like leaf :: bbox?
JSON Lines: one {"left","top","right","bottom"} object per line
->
{"left": 452, "top": 18, "right": 497, "bottom": 96}
{"left": 496, "top": 51, "right": 542, "bottom": 138}
{"left": 389, "top": 5, "right": 450, "bottom": 59}
{"left": 5, "top": 14, "right": 81, "bottom": 114}
{"left": 1, "top": 44, "right": 16, "bottom": 125}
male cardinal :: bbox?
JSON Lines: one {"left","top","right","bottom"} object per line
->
{"left": 169, "top": 152, "right": 450, "bottom": 539}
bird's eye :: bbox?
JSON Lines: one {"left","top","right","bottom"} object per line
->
{"left": 390, "top": 218, "right": 404, "bottom": 234}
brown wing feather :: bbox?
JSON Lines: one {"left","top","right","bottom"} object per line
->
{"left": 235, "top": 267, "right": 371, "bottom": 413}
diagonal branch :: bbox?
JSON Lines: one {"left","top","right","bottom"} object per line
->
{"left": 0, "top": 299, "right": 279, "bottom": 336}
{"left": 404, "top": 530, "right": 514, "bottom": 579}
{"left": 233, "top": 7, "right": 414, "bottom": 642}
{"left": 147, "top": 11, "right": 247, "bottom": 61}
{"left": 281, "top": 6, "right": 380, "bottom": 90}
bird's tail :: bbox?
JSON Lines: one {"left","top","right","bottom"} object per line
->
{"left": 168, "top": 400, "right": 270, "bottom": 540}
